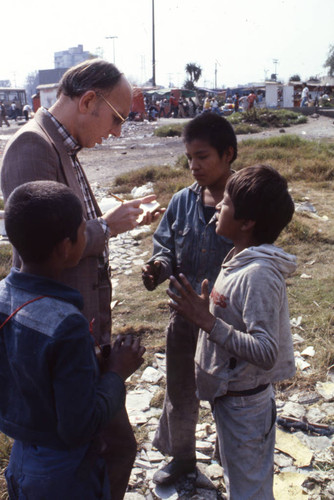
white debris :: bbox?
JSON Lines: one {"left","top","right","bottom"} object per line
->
{"left": 141, "top": 366, "right": 163, "bottom": 384}
{"left": 301, "top": 346, "right": 315, "bottom": 357}
{"left": 131, "top": 183, "right": 154, "bottom": 198}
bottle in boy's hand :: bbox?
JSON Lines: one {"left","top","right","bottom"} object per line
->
{"left": 142, "top": 261, "right": 161, "bottom": 291}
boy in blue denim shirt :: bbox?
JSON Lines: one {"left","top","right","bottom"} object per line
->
{"left": 142, "top": 113, "right": 237, "bottom": 485}
{"left": 0, "top": 181, "right": 145, "bottom": 499}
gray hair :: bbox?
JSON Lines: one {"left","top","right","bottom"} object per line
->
{"left": 57, "top": 58, "right": 123, "bottom": 98}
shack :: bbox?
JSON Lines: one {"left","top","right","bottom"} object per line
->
{"left": 35, "top": 83, "right": 58, "bottom": 109}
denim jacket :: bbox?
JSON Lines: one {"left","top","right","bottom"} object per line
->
{"left": 0, "top": 268, "right": 125, "bottom": 451}
{"left": 148, "top": 182, "right": 233, "bottom": 295}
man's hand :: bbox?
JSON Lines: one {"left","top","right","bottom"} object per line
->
{"left": 102, "top": 195, "right": 157, "bottom": 236}
{"left": 167, "top": 274, "right": 216, "bottom": 333}
{"left": 142, "top": 261, "right": 161, "bottom": 291}
{"left": 104, "top": 335, "right": 146, "bottom": 381}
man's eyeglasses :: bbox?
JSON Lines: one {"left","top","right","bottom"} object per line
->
{"left": 97, "top": 93, "right": 128, "bottom": 124}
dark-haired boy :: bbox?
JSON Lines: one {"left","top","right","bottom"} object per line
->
{"left": 142, "top": 112, "right": 237, "bottom": 484}
{"left": 168, "top": 164, "right": 297, "bottom": 499}
{"left": 0, "top": 180, "right": 145, "bottom": 500}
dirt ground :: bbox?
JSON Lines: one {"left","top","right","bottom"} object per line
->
{"left": 0, "top": 114, "right": 333, "bottom": 189}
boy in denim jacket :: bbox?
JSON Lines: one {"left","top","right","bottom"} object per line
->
{"left": 142, "top": 113, "right": 237, "bottom": 485}
{"left": 0, "top": 181, "right": 145, "bottom": 499}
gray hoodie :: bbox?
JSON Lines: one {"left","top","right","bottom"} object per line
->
{"left": 195, "top": 244, "right": 297, "bottom": 403}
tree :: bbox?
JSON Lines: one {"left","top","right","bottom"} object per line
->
{"left": 324, "top": 44, "right": 334, "bottom": 76}
{"left": 184, "top": 62, "right": 202, "bottom": 89}
{"left": 24, "top": 71, "right": 39, "bottom": 103}
{"left": 289, "top": 74, "right": 301, "bottom": 82}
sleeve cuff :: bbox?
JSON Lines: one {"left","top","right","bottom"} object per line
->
{"left": 98, "top": 217, "right": 111, "bottom": 239}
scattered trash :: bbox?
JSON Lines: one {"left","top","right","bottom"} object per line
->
{"left": 300, "top": 273, "right": 312, "bottom": 279}
{"left": 295, "top": 201, "right": 317, "bottom": 213}
{"left": 290, "top": 316, "right": 304, "bottom": 330}
{"left": 301, "top": 346, "right": 315, "bottom": 357}
{"left": 273, "top": 472, "right": 306, "bottom": 500}
{"left": 131, "top": 183, "right": 154, "bottom": 198}
{"left": 292, "top": 333, "right": 305, "bottom": 344}
{"left": 295, "top": 352, "right": 311, "bottom": 371}
{"left": 277, "top": 416, "right": 334, "bottom": 437}
{"left": 141, "top": 366, "right": 163, "bottom": 384}
{"left": 316, "top": 382, "right": 334, "bottom": 401}
{"left": 275, "top": 428, "right": 313, "bottom": 467}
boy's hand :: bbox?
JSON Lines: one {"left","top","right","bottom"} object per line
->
{"left": 104, "top": 335, "right": 146, "bottom": 380}
{"left": 167, "top": 274, "right": 216, "bottom": 333}
{"left": 142, "top": 261, "right": 161, "bottom": 291}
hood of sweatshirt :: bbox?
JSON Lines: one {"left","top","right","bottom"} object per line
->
{"left": 223, "top": 244, "right": 297, "bottom": 279}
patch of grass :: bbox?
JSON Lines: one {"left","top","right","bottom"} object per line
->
{"left": 238, "top": 108, "right": 308, "bottom": 128}
{"left": 154, "top": 123, "right": 186, "bottom": 137}
{"left": 233, "top": 123, "right": 262, "bottom": 134}
{"left": 0, "top": 245, "right": 12, "bottom": 280}
{"left": 0, "top": 432, "right": 12, "bottom": 499}
{"left": 233, "top": 135, "right": 334, "bottom": 183}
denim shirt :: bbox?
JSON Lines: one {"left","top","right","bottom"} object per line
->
{"left": 148, "top": 182, "right": 233, "bottom": 295}
{"left": 0, "top": 268, "right": 125, "bottom": 451}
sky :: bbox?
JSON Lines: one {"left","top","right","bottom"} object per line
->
{"left": 1, "top": 0, "right": 334, "bottom": 90}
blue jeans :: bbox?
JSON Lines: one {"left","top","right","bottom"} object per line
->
{"left": 213, "top": 385, "right": 276, "bottom": 499}
{"left": 5, "top": 440, "right": 111, "bottom": 500}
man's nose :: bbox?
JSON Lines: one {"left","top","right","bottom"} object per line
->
{"left": 110, "top": 124, "right": 122, "bottom": 138}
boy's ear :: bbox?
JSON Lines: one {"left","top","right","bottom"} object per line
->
{"left": 240, "top": 219, "right": 256, "bottom": 232}
{"left": 225, "top": 146, "right": 235, "bottom": 164}
{"left": 53, "top": 237, "right": 72, "bottom": 263}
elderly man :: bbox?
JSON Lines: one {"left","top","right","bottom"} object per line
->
{"left": 1, "top": 58, "right": 156, "bottom": 499}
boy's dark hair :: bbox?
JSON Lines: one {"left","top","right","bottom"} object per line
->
{"left": 182, "top": 112, "right": 237, "bottom": 162}
{"left": 226, "top": 164, "right": 294, "bottom": 244}
{"left": 5, "top": 181, "right": 83, "bottom": 263}
{"left": 57, "top": 58, "right": 123, "bottom": 98}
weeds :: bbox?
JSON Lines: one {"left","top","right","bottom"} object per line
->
{"left": 0, "top": 246, "right": 12, "bottom": 281}
{"left": 153, "top": 109, "right": 308, "bottom": 137}
{"left": 154, "top": 124, "right": 184, "bottom": 137}
{"left": 241, "top": 108, "right": 308, "bottom": 128}
{"left": 233, "top": 135, "right": 334, "bottom": 182}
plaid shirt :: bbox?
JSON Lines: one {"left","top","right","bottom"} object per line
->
{"left": 42, "top": 108, "right": 110, "bottom": 264}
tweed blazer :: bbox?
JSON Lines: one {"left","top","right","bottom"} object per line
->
{"left": 0, "top": 109, "right": 112, "bottom": 345}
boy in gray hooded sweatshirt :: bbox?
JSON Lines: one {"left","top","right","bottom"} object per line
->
{"left": 167, "top": 164, "right": 296, "bottom": 499}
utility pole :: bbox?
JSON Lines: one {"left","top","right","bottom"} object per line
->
{"left": 215, "top": 60, "right": 221, "bottom": 89}
{"left": 105, "top": 36, "right": 118, "bottom": 64}
{"left": 152, "top": 0, "right": 156, "bottom": 86}
{"left": 273, "top": 59, "right": 278, "bottom": 81}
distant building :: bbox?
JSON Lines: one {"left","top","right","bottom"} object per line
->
{"left": 35, "top": 45, "right": 97, "bottom": 93}
{"left": 35, "top": 83, "right": 58, "bottom": 109}
{"left": 54, "top": 44, "right": 95, "bottom": 69}
{"left": 0, "top": 80, "right": 11, "bottom": 88}
{"left": 38, "top": 68, "right": 68, "bottom": 85}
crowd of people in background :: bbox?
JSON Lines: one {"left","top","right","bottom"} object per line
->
{"left": 137, "top": 83, "right": 332, "bottom": 122}
{"left": 138, "top": 87, "right": 274, "bottom": 122}
{"left": 0, "top": 101, "right": 32, "bottom": 126}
